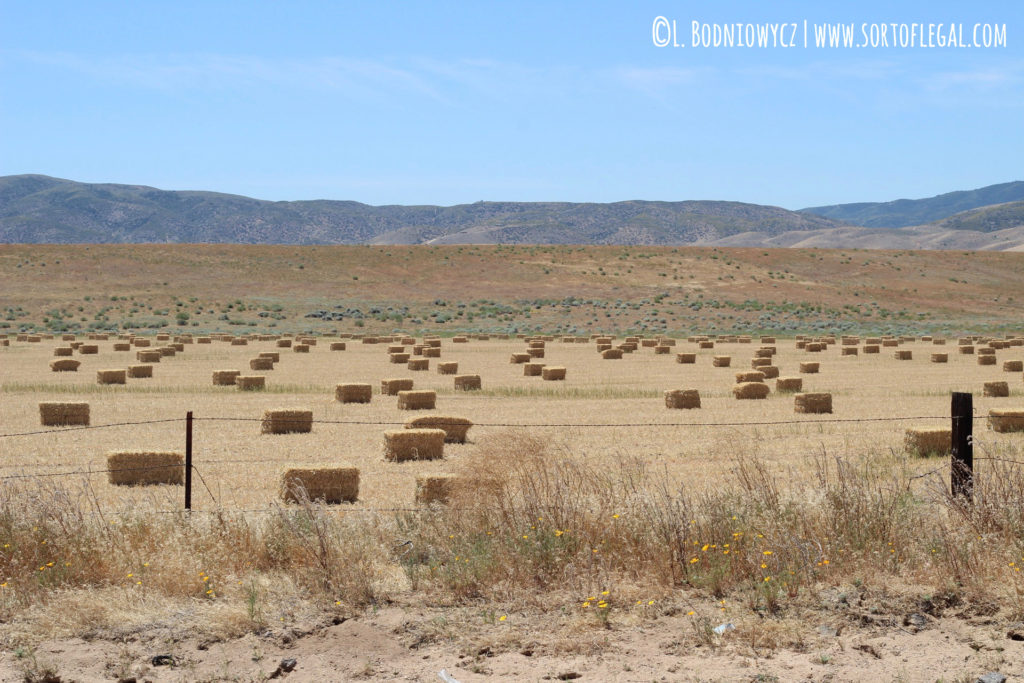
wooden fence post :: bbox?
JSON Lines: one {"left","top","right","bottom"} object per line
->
{"left": 951, "top": 392, "right": 973, "bottom": 502}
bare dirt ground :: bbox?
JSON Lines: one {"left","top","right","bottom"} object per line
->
{"left": 1, "top": 601, "right": 1022, "bottom": 682}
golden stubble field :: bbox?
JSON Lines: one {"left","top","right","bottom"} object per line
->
{"left": 3, "top": 333, "right": 1023, "bottom": 514}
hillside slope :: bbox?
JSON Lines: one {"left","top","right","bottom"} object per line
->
{"left": 0, "top": 175, "right": 841, "bottom": 245}
{"left": 801, "top": 181, "right": 1024, "bottom": 228}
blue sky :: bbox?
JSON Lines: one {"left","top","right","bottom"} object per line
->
{"left": 1, "top": 1, "right": 1021, "bottom": 208}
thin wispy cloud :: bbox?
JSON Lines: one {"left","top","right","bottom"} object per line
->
{"left": 923, "top": 63, "right": 1024, "bottom": 91}
{"left": 9, "top": 50, "right": 447, "bottom": 103}
{"left": 738, "top": 60, "right": 901, "bottom": 82}
{"left": 610, "top": 66, "right": 708, "bottom": 97}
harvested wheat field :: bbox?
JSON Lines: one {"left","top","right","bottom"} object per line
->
{"left": 4, "top": 326, "right": 1024, "bottom": 679}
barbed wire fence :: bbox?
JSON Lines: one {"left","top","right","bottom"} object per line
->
{"left": 0, "top": 393, "right": 1006, "bottom": 514}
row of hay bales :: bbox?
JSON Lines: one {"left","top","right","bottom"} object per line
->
{"left": 98, "top": 452, "right": 459, "bottom": 504}
{"left": 48, "top": 367, "right": 155, "bottom": 383}
{"left": 96, "top": 407, "right": 476, "bottom": 504}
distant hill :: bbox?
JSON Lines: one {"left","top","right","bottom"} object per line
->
{"left": 709, "top": 201, "right": 1024, "bottom": 251}
{"left": 800, "top": 181, "right": 1024, "bottom": 228}
{"left": 4, "top": 175, "right": 1024, "bottom": 249}
{"left": 0, "top": 174, "right": 842, "bottom": 245}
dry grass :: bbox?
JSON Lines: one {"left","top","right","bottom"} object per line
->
{"left": 6, "top": 333, "right": 1024, "bottom": 654}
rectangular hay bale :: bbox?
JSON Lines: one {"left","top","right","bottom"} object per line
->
{"left": 280, "top": 465, "right": 359, "bottom": 504}
{"left": 541, "top": 366, "right": 566, "bottom": 381}
{"left": 236, "top": 375, "right": 266, "bottom": 391}
{"left": 107, "top": 451, "right": 184, "bottom": 486}
{"left": 50, "top": 359, "right": 81, "bottom": 372}
{"left": 989, "top": 409, "right": 1024, "bottom": 433}
{"left": 261, "top": 409, "right": 313, "bottom": 434}
{"left": 96, "top": 369, "right": 126, "bottom": 385}
{"left": 127, "top": 364, "right": 153, "bottom": 378}
{"left": 381, "top": 378, "right": 414, "bottom": 395}
{"left": 664, "top": 389, "right": 700, "bottom": 409}
{"left": 39, "top": 402, "right": 89, "bottom": 426}
{"left": 213, "top": 370, "right": 241, "bottom": 386}
{"left": 406, "top": 416, "right": 472, "bottom": 443}
{"left": 415, "top": 475, "right": 457, "bottom": 504}
{"left": 453, "top": 374, "right": 482, "bottom": 390}
{"left": 795, "top": 392, "right": 832, "bottom": 414}
{"left": 384, "top": 428, "right": 446, "bottom": 462}
{"left": 397, "top": 390, "right": 436, "bottom": 410}
{"left": 336, "top": 383, "right": 372, "bottom": 403}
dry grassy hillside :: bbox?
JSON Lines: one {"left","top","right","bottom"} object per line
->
{"left": 1, "top": 244, "right": 1023, "bottom": 337}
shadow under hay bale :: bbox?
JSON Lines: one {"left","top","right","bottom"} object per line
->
{"left": 39, "top": 402, "right": 89, "bottom": 426}
{"left": 397, "top": 390, "right": 436, "bottom": 410}
{"left": 904, "top": 428, "right": 951, "bottom": 457}
{"left": 795, "top": 392, "right": 833, "bottom": 414}
{"left": 261, "top": 409, "right": 313, "bottom": 434}
{"left": 406, "top": 415, "right": 472, "bottom": 443}
{"left": 384, "top": 429, "right": 446, "bottom": 462}
{"left": 664, "top": 389, "right": 700, "bottom": 409}
{"left": 50, "top": 359, "right": 81, "bottom": 372}
{"left": 336, "top": 383, "right": 372, "bottom": 403}
{"left": 280, "top": 465, "right": 359, "bottom": 504}
{"left": 107, "top": 451, "right": 184, "bottom": 486}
